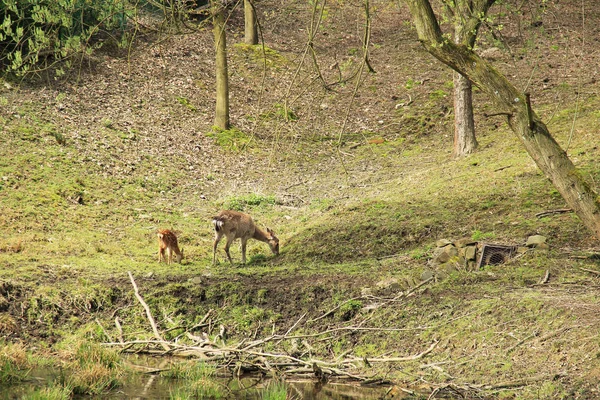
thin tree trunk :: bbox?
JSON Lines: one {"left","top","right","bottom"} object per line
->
{"left": 213, "top": 2, "right": 230, "bottom": 130}
{"left": 405, "top": 0, "right": 600, "bottom": 238}
{"left": 453, "top": 71, "right": 477, "bottom": 156}
{"left": 244, "top": 0, "right": 258, "bottom": 45}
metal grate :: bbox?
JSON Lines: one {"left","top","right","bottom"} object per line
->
{"left": 477, "top": 244, "right": 517, "bottom": 268}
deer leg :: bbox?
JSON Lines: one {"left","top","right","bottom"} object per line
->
{"left": 166, "top": 248, "right": 172, "bottom": 265}
{"left": 224, "top": 235, "right": 235, "bottom": 265}
{"left": 159, "top": 248, "right": 164, "bottom": 263}
{"left": 213, "top": 233, "right": 224, "bottom": 265}
{"left": 241, "top": 238, "right": 248, "bottom": 264}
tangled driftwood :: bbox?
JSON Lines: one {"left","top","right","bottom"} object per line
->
{"left": 99, "top": 272, "right": 438, "bottom": 383}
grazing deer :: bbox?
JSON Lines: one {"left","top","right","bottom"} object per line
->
{"left": 157, "top": 229, "right": 184, "bottom": 265}
{"left": 212, "top": 210, "right": 279, "bottom": 265}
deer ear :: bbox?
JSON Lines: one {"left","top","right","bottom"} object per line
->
{"left": 267, "top": 228, "right": 273, "bottom": 234}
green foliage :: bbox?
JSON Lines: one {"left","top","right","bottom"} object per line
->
{"left": 176, "top": 96, "right": 197, "bottom": 111}
{"left": 75, "top": 341, "right": 121, "bottom": 369}
{"left": 261, "top": 380, "right": 289, "bottom": 400}
{"left": 164, "top": 361, "right": 225, "bottom": 399}
{"left": 338, "top": 299, "right": 362, "bottom": 321}
{"left": 24, "top": 385, "right": 73, "bottom": 400}
{"left": 471, "top": 230, "right": 495, "bottom": 241}
{"left": 59, "top": 341, "right": 123, "bottom": 395}
{"left": 0, "top": 342, "right": 30, "bottom": 384}
{"left": 429, "top": 89, "right": 448, "bottom": 100}
{"left": 233, "top": 43, "right": 286, "bottom": 67}
{"left": 223, "top": 193, "right": 277, "bottom": 211}
{"left": 0, "top": 0, "right": 130, "bottom": 76}
{"left": 161, "top": 361, "right": 215, "bottom": 380}
{"left": 207, "top": 127, "right": 253, "bottom": 151}
{"left": 261, "top": 103, "right": 298, "bottom": 122}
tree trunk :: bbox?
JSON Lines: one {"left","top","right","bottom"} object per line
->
{"left": 244, "top": 0, "right": 258, "bottom": 45}
{"left": 453, "top": 71, "right": 477, "bottom": 156}
{"left": 213, "top": 2, "right": 230, "bottom": 130}
{"left": 405, "top": 0, "right": 600, "bottom": 238}
{"left": 449, "top": 0, "right": 495, "bottom": 157}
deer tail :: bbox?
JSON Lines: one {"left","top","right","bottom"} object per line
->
{"left": 212, "top": 217, "right": 224, "bottom": 232}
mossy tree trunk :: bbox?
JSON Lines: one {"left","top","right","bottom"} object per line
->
{"left": 213, "top": 1, "right": 230, "bottom": 130}
{"left": 405, "top": 0, "right": 600, "bottom": 238}
{"left": 453, "top": 71, "right": 477, "bottom": 156}
{"left": 449, "top": 0, "right": 496, "bottom": 157}
{"left": 244, "top": 0, "right": 258, "bottom": 45}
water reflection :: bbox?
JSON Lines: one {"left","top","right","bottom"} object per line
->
{"left": 3, "top": 354, "right": 414, "bottom": 399}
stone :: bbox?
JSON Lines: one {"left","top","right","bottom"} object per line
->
{"left": 479, "top": 47, "right": 502, "bottom": 60}
{"left": 454, "top": 237, "right": 477, "bottom": 248}
{"left": 526, "top": 235, "right": 547, "bottom": 247}
{"left": 190, "top": 276, "right": 203, "bottom": 285}
{"left": 433, "top": 245, "right": 458, "bottom": 264}
{"left": 517, "top": 246, "right": 529, "bottom": 254}
{"left": 421, "top": 269, "right": 434, "bottom": 281}
{"left": 465, "top": 245, "right": 477, "bottom": 261}
{"left": 376, "top": 277, "right": 401, "bottom": 292}
{"left": 436, "top": 239, "right": 453, "bottom": 248}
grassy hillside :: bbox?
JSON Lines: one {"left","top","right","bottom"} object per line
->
{"left": 1, "top": 0, "right": 600, "bottom": 397}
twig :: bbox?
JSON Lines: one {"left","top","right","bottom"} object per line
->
{"left": 536, "top": 326, "right": 574, "bottom": 343}
{"left": 539, "top": 269, "right": 550, "bottom": 284}
{"left": 115, "top": 317, "right": 124, "bottom": 343}
{"left": 483, "top": 371, "right": 567, "bottom": 390}
{"left": 349, "top": 340, "right": 438, "bottom": 363}
{"left": 127, "top": 271, "right": 170, "bottom": 351}
{"left": 95, "top": 318, "right": 112, "bottom": 342}
{"left": 535, "top": 208, "right": 572, "bottom": 218}
{"left": 506, "top": 332, "right": 538, "bottom": 353}
{"left": 310, "top": 296, "right": 364, "bottom": 323}
{"left": 580, "top": 267, "right": 600, "bottom": 276}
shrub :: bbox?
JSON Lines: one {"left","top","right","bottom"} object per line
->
{"left": 0, "top": 0, "right": 129, "bottom": 76}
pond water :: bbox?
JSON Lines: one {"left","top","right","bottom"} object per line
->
{"left": 0, "top": 355, "right": 420, "bottom": 399}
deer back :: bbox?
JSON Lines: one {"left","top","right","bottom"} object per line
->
{"left": 157, "top": 229, "right": 183, "bottom": 262}
{"left": 213, "top": 210, "right": 256, "bottom": 240}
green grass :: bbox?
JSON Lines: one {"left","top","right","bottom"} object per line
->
{"left": 165, "top": 361, "right": 226, "bottom": 399}
{"left": 2, "top": 19, "right": 600, "bottom": 398}
{"left": 0, "top": 342, "right": 31, "bottom": 384}
{"left": 260, "top": 380, "right": 289, "bottom": 400}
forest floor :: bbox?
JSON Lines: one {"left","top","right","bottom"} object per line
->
{"left": 2, "top": 0, "right": 600, "bottom": 398}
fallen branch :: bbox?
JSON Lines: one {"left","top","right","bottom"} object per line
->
{"left": 483, "top": 371, "right": 567, "bottom": 390}
{"left": 506, "top": 331, "right": 538, "bottom": 353}
{"left": 539, "top": 269, "right": 550, "bottom": 284}
{"left": 128, "top": 271, "right": 170, "bottom": 351}
{"left": 348, "top": 340, "right": 439, "bottom": 363}
{"left": 535, "top": 208, "right": 572, "bottom": 218}
{"left": 580, "top": 267, "right": 600, "bottom": 276}
{"left": 114, "top": 317, "right": 124, "bottom": 343}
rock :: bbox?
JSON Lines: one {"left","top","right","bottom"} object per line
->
{"left": 479, "top": 47, "right": 502, "bottom": 60}
{"left": 436, "top": 239, "right": 453, "bottom": 248}
{"left": 421, "top": 269, "right": 434, "bottom": 281}
{"left": 517, "top": 246, "right": 529, "bottom": 254}
{"left": 454, "top": 237, "right": 477, "bottom": 248}
{"left": 526, "top": 235, "right": 547, "bottom": 247}
{"left": 376, "top": 277, "right": 401, "bottom": 293}
{"left": 465, "top": 245, "right": 477, "bottom": 261}
{"left": 433, "top": 245, "right": 458, "bottom": 264}
{"left": 190, "top": 276, "right": 203, "bottom": 285}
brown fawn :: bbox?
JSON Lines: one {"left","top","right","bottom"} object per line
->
{"left": 157, "top": 229, "right": 184, "bottom": 265}
{"left": 212, "top": 210, "right": 279, "bottom": 265}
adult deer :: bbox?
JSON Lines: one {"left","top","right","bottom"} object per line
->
{"left": 157, "top": 229, "right": 184, "bottom": 265}
{"left": 212, "top": 210, "right": 279, "bottom": 265}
